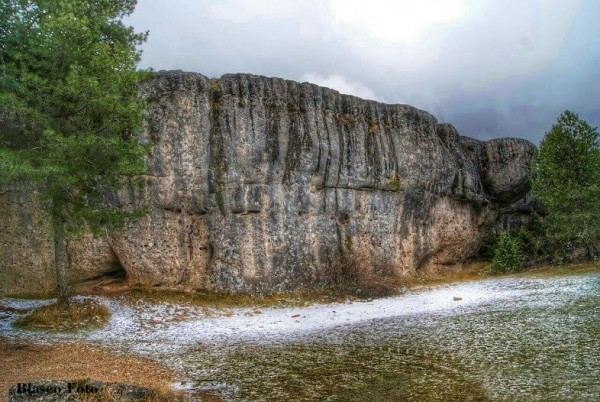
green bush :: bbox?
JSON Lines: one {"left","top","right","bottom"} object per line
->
{"left": 491, "top": 232, "right": 525, "bottom": 274}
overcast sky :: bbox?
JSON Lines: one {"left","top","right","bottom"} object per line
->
{"left": 128, "top": 0, "right": 600, "bottom": 144}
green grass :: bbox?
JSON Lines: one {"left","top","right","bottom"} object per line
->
{"left": 14, "top": 299, "right": 110, "bottom": 332}
{"left": 512, "top": 260, "right": 599, "bottom": 278}
{"left": 2, "top": 291, "right": 55, "bottom": 300}
{"left": 125, "top": 287, "right": 350, "bottom": 309}
{"left": 189, "top": 342, "right": 489, "bottom": 401}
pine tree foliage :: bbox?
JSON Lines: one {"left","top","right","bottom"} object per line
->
{"left": 491, "top": 232, "right": 524, "bottom": 274}
{"left": 531, "top": 110, "right": 600, "bottom": 261}
{"left": 0, "top": 0, "right": 149, "bottom": 299}
{"left": 0, "top": 0, "right": 149, "bottom": 235}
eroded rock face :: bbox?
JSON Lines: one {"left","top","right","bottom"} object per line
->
{"left": 0, "top": 184, "right": 119, "bottom": 296}
{"left": 482, "top": 138, "right": 535, "bottom": 206}
{"left": 0, "top": 71, "right": 536, "bottom": 295}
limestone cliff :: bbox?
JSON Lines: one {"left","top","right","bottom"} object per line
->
{"left": 0, "top": 71, "right": 535, "bottom": 295}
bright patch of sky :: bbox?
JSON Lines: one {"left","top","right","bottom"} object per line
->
{"left": 331, "top": 0, "right": 468, "bottom": 44}
{"left": 128, "top": 0, "right": 599, "bottom": 143}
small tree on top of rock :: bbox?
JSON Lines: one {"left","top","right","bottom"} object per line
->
{"left": 531, "top": 110, "right": 600, "bottom": 262}
{"left": 0, "top": 0, "right": 149, "bottom": 302}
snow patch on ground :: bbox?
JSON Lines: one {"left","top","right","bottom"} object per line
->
{"left": 0, "top": 274, "right": 594, "bottom": 354}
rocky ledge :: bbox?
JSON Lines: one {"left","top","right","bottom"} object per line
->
{"left": 0, "top": 71, "right": 535, "bottom": 295}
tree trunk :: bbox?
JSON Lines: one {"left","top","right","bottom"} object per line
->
{"left": 54, "top": 234, "right": 69, "bottom": 304}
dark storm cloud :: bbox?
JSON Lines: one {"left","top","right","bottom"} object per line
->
{"left": 128, "top": 0, "right": 600, "bottom": 144}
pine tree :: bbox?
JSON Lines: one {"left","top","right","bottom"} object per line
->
{"left": 531, "top": 110, "right": 600, "bottom": 262}
{"left": 0, "top": 0, "right": 149, "bottom": 301}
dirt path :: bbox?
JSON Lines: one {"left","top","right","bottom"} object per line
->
{"left": 0, "top": 338, "right": 179, "bottom": 399}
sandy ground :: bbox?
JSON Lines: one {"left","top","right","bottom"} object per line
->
{"left": 0, "top": 339, "right": 178, "bottom": 399}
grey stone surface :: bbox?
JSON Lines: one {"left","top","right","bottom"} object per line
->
{"left": 496, "top": 192, "right": 538, "bottom": 231}
{"left": 0, "top": 183, "right": 119, "bottom": 296}
{"left": 0, "top": 71, "right": 536, "bottom": 295}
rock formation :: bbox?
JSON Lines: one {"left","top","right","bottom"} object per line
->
{"left": 0, "top": 71, "right": 535, "bottom": 295}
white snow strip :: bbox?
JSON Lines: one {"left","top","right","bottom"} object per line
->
{"left": 1, "top": 273, "right": 595, "bottom": 356}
